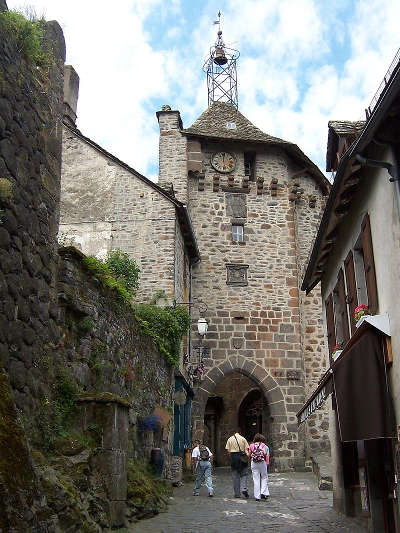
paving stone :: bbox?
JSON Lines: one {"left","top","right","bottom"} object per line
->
{"left": 132, "top": 468, "right": 366, "bottom": 533}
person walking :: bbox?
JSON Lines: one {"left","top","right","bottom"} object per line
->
{"left": 225, "top": 428, "right": 249, "bottom": 498}
{"left": 192, "top": 439, "right": 214, "bottom": 497}
{"left": 247, "top": 433, "right": 270, "bottom": 501}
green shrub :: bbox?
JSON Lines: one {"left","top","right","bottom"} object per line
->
{"left": 134, "top": 305, "right": 190, "bottom": 366}
{"left": 106, "top": 250, "right": 140, "bottom": 295}
{"left": 0, "top": 10, "right": 52, "bottom": 67}
{"left": 83, "top": 255, "right": 136, "bottom": 303}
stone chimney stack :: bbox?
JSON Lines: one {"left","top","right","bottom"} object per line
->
{"left": 63, "top": 65, "right": 80, "bottom": 126}
{"left": 156, "top": 105, "right": 188, "bottom": 203}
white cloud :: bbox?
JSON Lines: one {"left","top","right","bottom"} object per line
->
{"left": 6, "top": 0, "right": 400, "bottom": 178}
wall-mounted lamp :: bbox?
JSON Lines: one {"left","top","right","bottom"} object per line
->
{"left": 173, "top": 299, "right": 208, "bottom": 381}
{"left": 197, "top": 317, "right": 208, "bottom": 337}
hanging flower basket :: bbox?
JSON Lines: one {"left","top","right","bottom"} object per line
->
{"left": 331, "top": 344, "right": 342, "bottom": 360}
{"left": 354, "top": 304, "right": 370, "bottom": 322}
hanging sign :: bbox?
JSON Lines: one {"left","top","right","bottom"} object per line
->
{"left": 298, "top": 386, "right": 327, "bottom": 424}
{"left": 174, "top": 390, "right": 187, "bottom": 406}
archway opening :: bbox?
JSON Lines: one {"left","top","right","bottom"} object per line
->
{"left": 238, "top": 388, "right": 263, "bottom": 443}
{"left": 202, "top": 371, "right": 270, "bottom": 466}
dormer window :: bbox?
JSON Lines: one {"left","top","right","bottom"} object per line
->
{"left": 244, "top": 152, "right": 256, "bottom": 181}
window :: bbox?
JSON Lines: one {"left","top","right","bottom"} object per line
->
{"left": 325, "top": 213, "right": 378, "bottom": 348}
{"left": 244, "top": 152, "right": 256, "bottom": 181}
{"left": 232, "top": 224, "right": 244, "bottom": 242}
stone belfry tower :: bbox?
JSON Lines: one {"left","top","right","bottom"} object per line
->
{"left": 157, "top": 17, "right": 331, "bottom": 470}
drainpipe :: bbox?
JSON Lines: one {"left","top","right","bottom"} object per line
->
{"left": 189, "top": 261, "right": 193, "bottom": 362}
{"left": 355, "top": 145, "right": 400, "bottom": 221}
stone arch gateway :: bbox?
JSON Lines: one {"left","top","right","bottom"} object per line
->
{"left": 191, "top": 356, "right": 305, "bottom": 471}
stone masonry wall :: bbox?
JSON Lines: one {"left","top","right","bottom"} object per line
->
{"left": 0, "top": 17, "right": 177, "bottom": 529}
{"left": 292, "top": 168, "right": 330, "bottom": 454}
{"left": 155, "top": 126, "right": 329, "bottom": 470}
{"left": 0, "top": 14, "right": 66, "bottom": 530}
{"left": 186, "top": 141, "right": 306, "bottom": 470}
{"left": 60, "top": 126, "right": 178, "bottom": 303}
{"left": 157, "top": 110, "right": 188, "bottom": 203}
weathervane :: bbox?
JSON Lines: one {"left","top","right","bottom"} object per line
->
{"left": 203, "top": 11, "right": 240, "bottom": 108}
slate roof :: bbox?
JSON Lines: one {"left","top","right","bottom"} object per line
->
{"left": 183, "top": 101, "right": 289, "bottom": 144}
{"left": 328, "top": 120, "right": 365, "bottom": 136}
{"left": 183, "top": 102, "right": 330, "bottom": 194}
{"left": 326, "top": 120, "right": 365, "bottom": 171}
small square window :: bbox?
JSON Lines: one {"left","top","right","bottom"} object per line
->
{"left": 232, "top": 224, "right": 244, "bottom": 242}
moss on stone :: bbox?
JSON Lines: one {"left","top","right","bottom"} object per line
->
{"left": 126, "top": 459, "right": 171, "bottom": 520}
{"left": 0, "top": 371, "right": 36, "bottom": 493}
{"left": 77, "top": 392, "right": 131, "bottom": 408}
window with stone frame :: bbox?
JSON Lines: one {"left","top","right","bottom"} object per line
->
{"left": 226, "top": 264, "right": 249, "bottom": 286}
{"left": 232, "top": 224, "right": 244, "bottom": 242}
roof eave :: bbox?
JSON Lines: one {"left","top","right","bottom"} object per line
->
{"left": 302, "top": 62, "right": 400, "bottom": 293}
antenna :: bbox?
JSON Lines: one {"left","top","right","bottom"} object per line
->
{"left": 203, "top": 12, "right": 240, "bottom": 108}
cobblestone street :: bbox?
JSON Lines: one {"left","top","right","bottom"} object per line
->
{"left": 133, "top": 468, "right": 366, "bottom": 533}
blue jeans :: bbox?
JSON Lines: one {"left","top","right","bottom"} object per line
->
{"left": 194, "top": 460, "right": 213, "bottom": 494}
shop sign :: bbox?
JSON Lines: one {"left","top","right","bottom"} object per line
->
{"left": 299, "top": 386, "right": 327, "bottom": 424}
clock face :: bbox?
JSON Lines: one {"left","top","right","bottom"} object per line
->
{"left": 211, "top": 152, "right": 236, "bottom": 173}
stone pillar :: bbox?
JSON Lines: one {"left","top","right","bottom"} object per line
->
{"left": 156, "top": 106, "right": 188, "bottom": 202}
{"left": 78, "top": 393, "right": 130, "bottom": 528}
{"left": 63, "top": 65, "right": 80, "bottom": 126}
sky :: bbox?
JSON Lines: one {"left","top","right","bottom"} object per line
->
{"left": 7, "top": 0, "right": 400, "bottom": 181}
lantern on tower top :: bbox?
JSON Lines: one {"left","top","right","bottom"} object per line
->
{"left": 203, "top": 12, "right": 240, "bottom": 108}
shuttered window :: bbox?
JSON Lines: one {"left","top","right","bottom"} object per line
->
{"left": 325, "top": 293, "right": 336, "bottom": 355}
{"left": 333, "top": 268, "right": 350, "bottom": 346}
{"left": 361, "top": 213, "right": 378, "bottom": 314}
{"left": 344, "top": 250, "right": 358, "bottom": 334}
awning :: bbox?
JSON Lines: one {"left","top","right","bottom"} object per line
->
{"left": 297, "top": 321, "right": 396, "bottom": 442}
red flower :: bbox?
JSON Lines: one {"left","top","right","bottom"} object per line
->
{"left": 354, "top": 304, "right": 369, "bottom": 315}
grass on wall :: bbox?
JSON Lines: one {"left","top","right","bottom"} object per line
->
{"left": 0, "top": 9, "right": 52, "bottom": 67}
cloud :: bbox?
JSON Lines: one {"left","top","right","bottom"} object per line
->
{"left": 6, "top": 0, "right": 400, "bottom": 179}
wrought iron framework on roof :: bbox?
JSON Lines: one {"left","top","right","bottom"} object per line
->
{"left": 203, "top": 28, "right": 240, "bottom": 109}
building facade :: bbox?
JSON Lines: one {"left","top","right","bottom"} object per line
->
{"left": 157, "top": 100, "right": 331, "bottom": 470}
{"left": 300, "top": 51, "right": 400, "bottom": 531}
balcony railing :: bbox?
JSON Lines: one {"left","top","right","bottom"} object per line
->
{"left": 365, "top": 47, "right": 400, "bottom": 119}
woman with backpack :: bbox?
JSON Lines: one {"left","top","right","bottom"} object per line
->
{"left": 247, "top": 433, "right": 270, "bottom": 501}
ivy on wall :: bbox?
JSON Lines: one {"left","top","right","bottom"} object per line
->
{"left": 78, "top": 249, "right": 190, "bottom": 366}
{"left": 134, "top": 305, "right": 190, "bottom": 367}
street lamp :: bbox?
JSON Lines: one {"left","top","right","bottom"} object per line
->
{"left": 173, "top": 299, "right": 208, "bottom": 382}
{"left": 197, "top": 317, "right": 208, "bottom": 337}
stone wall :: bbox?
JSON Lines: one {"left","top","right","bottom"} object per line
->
{"left": 157, "top": 110, "right": 188, "bottom": 202}
{"left": 0, "top": 12, "right": 66, "bottom": 530}
{"left": 60, "top": 125, "right": 179, "bottom": 303}
{"left": 157, "top": 114, "right": 329, "bottom": 469}
{"left": 293, "top": 169, "right": 330, "bottom": 454}
{"left": 0, "top": 15, "right": 177, "bottom": 529}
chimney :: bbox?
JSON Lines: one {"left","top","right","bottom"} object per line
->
{"left": 63, "top": 65, "right": 80, "bottom": 127}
